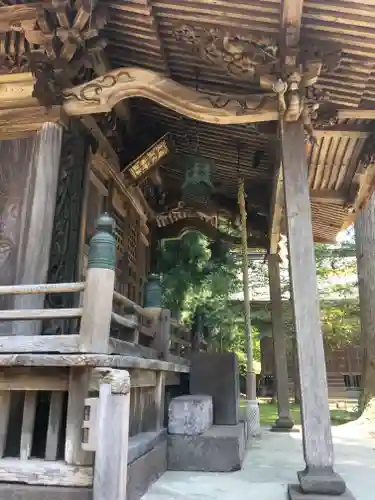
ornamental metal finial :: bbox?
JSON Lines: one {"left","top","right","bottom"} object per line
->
{"left": 87, "top": 213, "right": 116, "bottom": 270}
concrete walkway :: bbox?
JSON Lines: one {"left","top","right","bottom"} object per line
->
{"left": 143, "top": 426, "right": 375, "bottom": 500}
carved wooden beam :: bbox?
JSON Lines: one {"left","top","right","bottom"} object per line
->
{"left": 310, "top": 189, "right": 347, "bottom": 205}
{"left": 62, "top": 67, "right": 279, "bottom": 124}
{"left": 0, "top": 105, "right": 64, "bottom": 140}
{"left": 89, "top": 51, "right": 132, "bottom": 126}
{"left": 80, "top": 114, "right": 120, "bottom": 169}
{"left": 337, "top": 109, "right": 375, "bottom": 120}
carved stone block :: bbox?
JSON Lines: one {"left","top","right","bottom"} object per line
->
{"left": 168, "top": 395, "right": 213, "bottom": 436}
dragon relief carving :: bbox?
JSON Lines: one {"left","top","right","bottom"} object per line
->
{"left": 175, "top": 25, "right": 279, "bottom": 80}
{"left": 174, "top": 24, "right": 343, "bottom": 135}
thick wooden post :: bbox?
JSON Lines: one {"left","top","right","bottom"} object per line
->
{"left": 355, "top": 192, "right": 375, "bottom": 412}
{"left": 93, "top": 369, "right": 130, "bottom": 500}
{"left": 268, "top": 254, "right": 294, "bottom": 432}
{"left": 151, "top": 308, "right": 171, "bottom": 360}
{"left": 282, "top": 120, "right": 347, "bottom": 497}
{"left": 12, "top": 122, "right": 63, "bottom": 335}
{"left": 79, "top": 214, "right": 116, "bottom": 353}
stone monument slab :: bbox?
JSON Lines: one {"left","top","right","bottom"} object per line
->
{"left": 190, "top": 353, "right": 239, "bottom": 425}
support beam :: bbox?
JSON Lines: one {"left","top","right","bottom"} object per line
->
{"left": 310, "top": 189, "right": 347, "bottom": 205}
{"left": 270, "top": 0, "right": 304, "bottom": 253}
{"left": 268, "top": 255, "right": 295, "bottom": 432}
{"left": 282, "top": 119, "right": 349, "bottom": 498}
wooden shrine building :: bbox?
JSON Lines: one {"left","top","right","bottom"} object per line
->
{"left": 0, "top": 1, "right": 374, "bottom": 499}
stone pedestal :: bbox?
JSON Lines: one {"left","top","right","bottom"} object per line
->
{"left": 241, "top": 400, "right": 261, "bottom": 438}
{"left": 288, "top": 484, "right": 355, "bottom": 500}
{"left": 271, "top": 416, "right": 297, "bottom": 432}
{"left": 167, "top": 424, "right": 245, "bottom": 472}
{"left": 168, "top": 395, "right": 213, "bottom": 436}
{"left": 190, "top": 353, "right": 239, "bottom": 425}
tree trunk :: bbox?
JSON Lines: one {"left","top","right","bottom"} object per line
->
{"left": 355, "top": 191, "right": 375, "bottom": 414}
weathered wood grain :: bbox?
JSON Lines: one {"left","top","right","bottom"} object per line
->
{"left": 79, "top": 268, "right": 115, "bottom": 353}
{"left": 0, "top": 353, "right": 190, "bottom": 373}
{"left": 20, "top": 391, "right": 37, "bottom": 460}
{"left": 0, "top": 458, "right": 92, "bottom": 487}
{"left": 65, "top": 368, "right": 93, "bottom": 466}
{"left": 151, "top": 309, "right": 170, "bottom": 360}
{"left": 111, "top": 312, "right": 138, "bottom": 330}
{"left": 0, "top": 392, "right": 10, "bottom": 458}
{"left": 0, "top": 365, "right": 68, "bottom": 392}
{"left": 12, "top": 123, "right": 63, "bottom": 336}
{"left": 282, "top": 119, "right": 334, "bottom": 469}
{"left": 0, "top": 308, "right": 82, "bottom": 321}
{"left": 63, "top": 68, "right": 279, "bottom": 124}
{"left": 154, "top": 371, "right": 165, "bottom": 431}
{"left": 268, "top": 254, "right": 293, "bottom": 426}
{"left": 0, "top": 107, "right": 64, "bottom": 140}
{"left": 0, "top": 335, "right": 80, "bottom": 353}
{"left": 45, "top": 392, "right": 64, "bottom": 461}
{"left": 109, "top": 338, "right": 158, "bottom": 359}
{"left": 0, "top": 283, "right": 85, "bottom": 296}
{"left": 93, "top": 383, "right": 130, "bottom": 500}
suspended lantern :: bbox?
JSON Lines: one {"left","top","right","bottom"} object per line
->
{"left": 182, "top": 155, "right": 214, "bottom": 206}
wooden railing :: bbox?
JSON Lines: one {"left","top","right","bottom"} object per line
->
{"left": 0, "top": 214, "right": 192, "bottom": 499}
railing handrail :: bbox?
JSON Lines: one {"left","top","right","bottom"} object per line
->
{"left": 0, "top": 308, "right": 83, "bottom": 321}
{"left": 170, "top": 317, "right": 189, "bottom": 334}
{"left": 0, "top": 282, "right": 85, "bottom": 296}
{"left": 111, "top": 312, "right": 138, "bottom": 329}
{"left": 112, "top": 291, "right": 157, "bottom": 321}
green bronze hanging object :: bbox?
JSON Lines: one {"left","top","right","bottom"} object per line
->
{"left": 144, "top": 273, "right": 162, "bottom": 308}
{"left": 182, "top": 155, "right": 214, "bottom": 204}
{"left": 87, "top": 213, "right": 116, "bottom": 270}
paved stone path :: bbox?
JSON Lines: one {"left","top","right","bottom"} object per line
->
{"left": 143, "top": 426, "right": 375, "bottom": 499}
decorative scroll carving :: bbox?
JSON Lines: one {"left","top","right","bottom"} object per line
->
{"left": 44, "top": 123, "right": 90, "bottom": 334}
{"left": 65, "top": 71, "right": 135, "bottom": 105}
{"left": 174, "top": 25, "right": 279, "bottom": 80}
{"left": 63, "top": 67, "right": 279, "bottom": 124}
{"left": 155, "top": 206, "right": 217, "bottom": 228}
{"left": 154, "top": 217, "right": 268, "bottom": 249}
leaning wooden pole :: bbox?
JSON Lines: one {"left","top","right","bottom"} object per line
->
{"left": 238, "top": 179, "right": 256, "bottom": 401}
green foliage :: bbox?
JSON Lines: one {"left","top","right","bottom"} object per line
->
{"left": 158, "top": 227, "right": 360, "bottom": 368}
{"left": 158, "top": 232, "right": 260, "bottom": 370}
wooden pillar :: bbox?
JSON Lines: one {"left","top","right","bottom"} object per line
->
{"left": 93, "top": 369, "right": 130, "bottom": 500}
{"left": 282, "top": 120, "right": 347, "bottom": 497}
{"left": 268, "top": 254, "right": 294, "bottom": 431}
{"left": 79, "top": 214, "right": 116, "bottom": 353}
{"left": 355, "top": 191, "right": 375, "bottom": 411}
{"left": 12, "top": 122, "right": 63, "bottom": 335}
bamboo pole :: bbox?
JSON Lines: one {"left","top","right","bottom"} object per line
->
{"left": 238, "top": 179, "right": 257, "bottom": 401}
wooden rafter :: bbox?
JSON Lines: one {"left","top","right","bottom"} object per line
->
{"left": 145, "top": 0, "right": 170, "bottom": 77}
